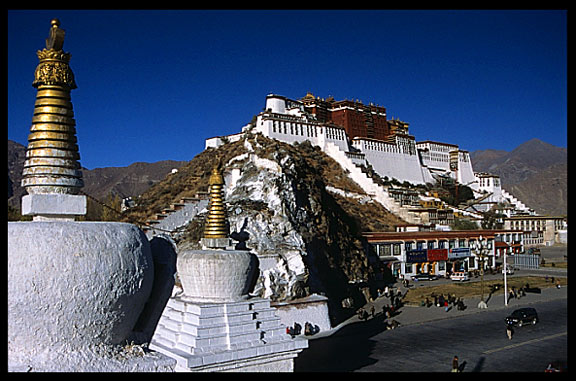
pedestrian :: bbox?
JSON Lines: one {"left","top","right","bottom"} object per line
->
{"left": 370, "top": 305, "right": 375, "bottom": 318}
{"left": 556, "top": 280, "right": 561, "bottom": 289}
{"left": 384, "top": 285, "right": 389, "bottom": 297}
{"left": 506, "top": 324, "right": 514, "bottom": 340}
{"left": 444, "top": 300, "right": 450, "bottom": 312}
{"left": 452, "top": 356, "right": 459, "bottom": 372}
{"left": 294, "top": 322, "right": 302, "bottom": 335}
{"left": 438, "top": 294, "right": 445, "bottom": 307}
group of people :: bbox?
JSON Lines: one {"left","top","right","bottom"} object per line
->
{"left": 286, "top": 321, "right": 320, "bottom": 338}
{"left": 544, "top": 275, "right": 562, "bottom": 289}
{"left": 376, "top": 286, "right": 404, "bottom": 309}
{"left": 507, "top": 286, "right": 526, "bottom": 301}
{"left": 421, "top": 293, "right": 467, "bottom": 312}
{"left": 356, "top": 285, "right": 405, "bottom": 330}
{"left": 356, "top": 305, "right": 401, "bottom": 330}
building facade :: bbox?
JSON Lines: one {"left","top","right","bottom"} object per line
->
{"left": 363, "top": 230, "right": 523, "bottom": 280}
{"left": 504, "top": 215, "right": 567, "bottom": 246}
{"left": 206, "top": 92, "right": 533, "bottom": 218}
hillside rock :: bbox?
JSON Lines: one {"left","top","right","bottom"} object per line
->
{"left": 135, "top": 134, "right": 402, "bottom": 325}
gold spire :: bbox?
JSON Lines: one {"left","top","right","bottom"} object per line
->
{"left": 203, "top": 166, "right": 229, "bottom": 239}
{"left": 21, "top": 18, "right": 83, "bottom": 195}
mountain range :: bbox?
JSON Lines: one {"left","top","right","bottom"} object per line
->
{"left": 8, "top": 137, "right": 567, "bottom": 216}
{"left": 7, "top": 139, "right": 187, "bottom": 210}
{"left": 469, "top": 138, "right": 567, "bottom": 216}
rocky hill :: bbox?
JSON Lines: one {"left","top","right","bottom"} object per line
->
{"left": 124, "top": 133, "right": 404, "bottom": 325}
{"left": 470, "top": 138, "right": 567, "bottom": 216}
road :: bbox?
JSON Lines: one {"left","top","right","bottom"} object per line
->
{"left": 294, "top": 298, "right": 567, "bottom": 372}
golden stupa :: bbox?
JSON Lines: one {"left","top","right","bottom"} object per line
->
{"left": 21, "top": 18, "right": 83, "bottom": 195}
{"left": 203, "top": 166, "right": 229, "bottom": 239}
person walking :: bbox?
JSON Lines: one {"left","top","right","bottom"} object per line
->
{"left": 506, "top": 324, "right": 514, "bottom": 340}
{"left": 452, "top": 356, "right": 460, "bottom": 372}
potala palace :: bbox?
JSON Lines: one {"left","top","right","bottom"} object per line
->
{"left": 206, "top": 93, "right": 534, "bottom": 224}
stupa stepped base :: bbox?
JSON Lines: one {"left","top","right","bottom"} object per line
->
{"left": 150, "top": 296, "right": 308, "bottom": 372}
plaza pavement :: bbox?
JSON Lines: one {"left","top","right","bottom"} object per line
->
{"left": 309, "top": 279, "right": 568, "bottom": 340}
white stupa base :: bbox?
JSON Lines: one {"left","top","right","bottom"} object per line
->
{"left": 21, "top": 193, "right": 86, "bottom": 220}
{"left": 150, "top": 296, "right": 307, "bottom": 372}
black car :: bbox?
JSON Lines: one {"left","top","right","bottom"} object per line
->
{"left": 412, "top": 273, "right": 438, "bottom": 281}
{"left": 505, "top": 307, "right": 539, "bottom": 327}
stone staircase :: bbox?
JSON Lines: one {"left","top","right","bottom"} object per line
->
{"left": 501, "top": 188, "right": 533, "bottom": 214}
{"left": 142, "top": 194, "right": 209, "bottom": 239}
{"left": 324, "top": 142, "right": 484, "bottom": 225}
{"left": 323, "top": 142, "right": 422, "bottom": 224}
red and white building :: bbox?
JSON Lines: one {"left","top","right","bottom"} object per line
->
{"left": 363, "top": 229, "right": 524, "bottom": 280}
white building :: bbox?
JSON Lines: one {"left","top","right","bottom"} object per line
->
{"left": 206, "top": 93, "right": 531, "bottom": 217}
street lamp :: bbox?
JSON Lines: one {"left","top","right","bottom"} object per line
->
{"left": 503, "top": 248, "right": 508, "bottom": 307}
{"left": 475, "top": 235, "right": 488, "bottom": 309}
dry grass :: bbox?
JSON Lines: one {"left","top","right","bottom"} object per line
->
{"left": 402, "top": 276, "right": 567, "bottom": 306}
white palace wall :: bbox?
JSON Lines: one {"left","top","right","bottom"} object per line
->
{"left": 457, "top": 151, "right": 476, "bottom": 188}
{"left": 352, "top": 139, "right": 428, "bottom": 185}
{"left": 253, "top": 113, "right": 349, "bottom": 152}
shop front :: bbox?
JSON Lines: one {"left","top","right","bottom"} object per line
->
{"left": 427, "top": 248, "right": 448, "bottom": 277}
{"left": 448, "top": 247, "right": 472, "bottom": 274}
{"left": 404, "top": 248, "right": 448, "bottom": 278}
{"left": 405, "top": 249, "right": 427, "bottom": 279}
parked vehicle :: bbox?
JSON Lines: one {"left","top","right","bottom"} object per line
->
{"left": 505, "top": 307, "right": 539, "bottom": 327}
{"left": 411, "top": 273, "right": 438, "bottom": 281}
{"left": 528, "top": 247, "right": 541, "bottom": 255}
{"left": 502, "top": 266, "right": 515, "bottom": 275}
{"left": 450, "top": 272, "right": 469, "bottom": 282}
{"left": 545, "top": 361, "right": 567, "bottom": 372}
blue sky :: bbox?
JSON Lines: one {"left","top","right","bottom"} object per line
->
{"left": 8, "top": 10, "right": 567, "bottom": 170}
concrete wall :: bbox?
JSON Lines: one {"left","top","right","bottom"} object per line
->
{"left": 272, "top": 294, "right": 331, "bottom": 333}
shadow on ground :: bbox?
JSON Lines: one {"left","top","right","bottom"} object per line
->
{"left": 294, "top": 313, "right": 394, "bottom": 372}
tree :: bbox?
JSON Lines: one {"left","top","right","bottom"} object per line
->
{"left": 8, "top": 203, "right": 32, "bottom": 221}
{"left": 101, "top": 193, "right": 123, "bottom": 221}
{"left": 451, "top": 218, "right": 479, "bottom": 231}
{"left": 481, "top": 210, "right": 505, "bottom": 230}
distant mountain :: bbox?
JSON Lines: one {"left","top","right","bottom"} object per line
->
{"left": 81, "top": 160, "right": 189, "bottom": 202}
{"left": 7, "top": 140, "right": 27, "bottom": 201}
{"left": 7, "top": 139, "right": 188, "bottom": 209}
{"left": 470, "top": 138, "right": 567, "bottom": 216}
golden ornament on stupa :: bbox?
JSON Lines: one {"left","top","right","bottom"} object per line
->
{"left": 203, "top": 166, "right": 229, "bottom": 239}
{"left": 21, "top": 18, "right": 83, "bottom": 195}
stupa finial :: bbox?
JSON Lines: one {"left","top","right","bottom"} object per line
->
{"left": 203, "top": 165, "right": 229, "bottom": 240}
{"left": 21, "top": 19, "right": 85, "bottom": 220}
